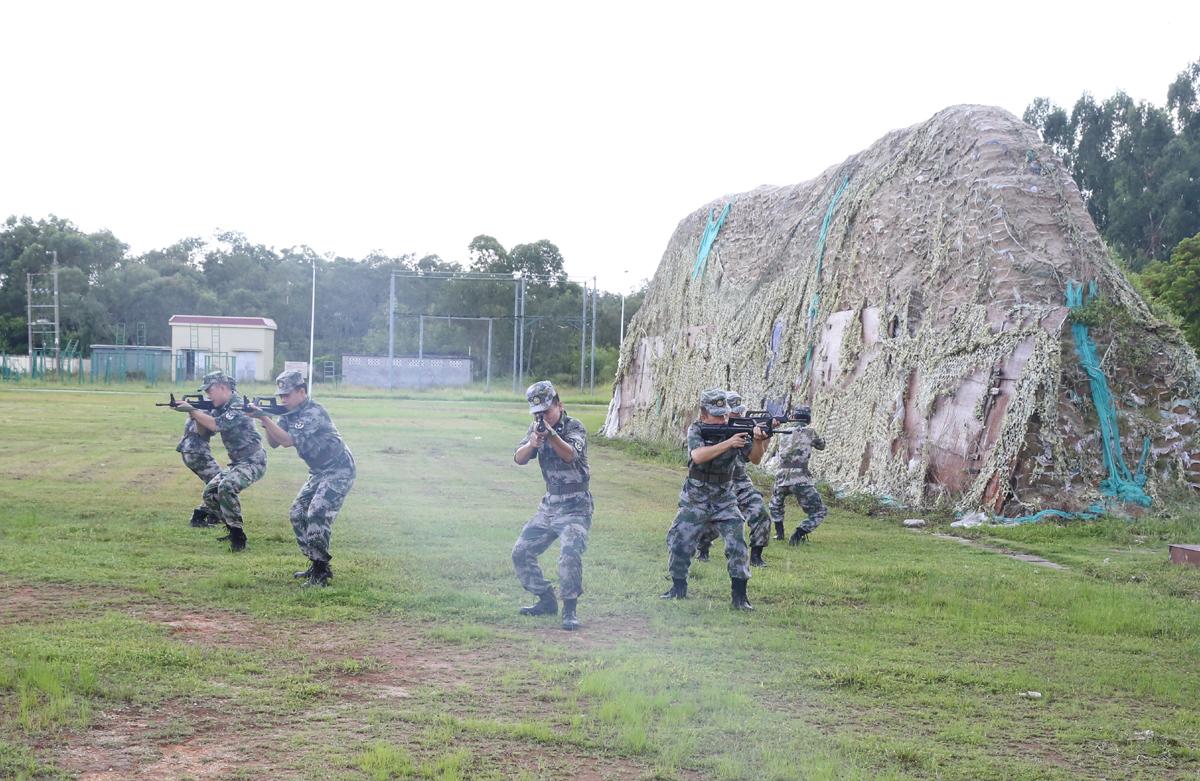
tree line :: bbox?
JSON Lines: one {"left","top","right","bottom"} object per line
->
{"left": 0, "top": 217, "right": 645, "bottom": 386}
{"left": 1024, "top": 58, "right": 1200, "bottom": 352}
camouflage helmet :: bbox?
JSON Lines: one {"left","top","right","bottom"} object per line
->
{"left": 275, "top": 369, "right": 306, "bottom": 394}
{"left": 793, "top": 405, "right": 812, "bottom": 424}
{"left": 725, "top": 390, "right": 747, "bottom": 416}
{"left": 199, "top": 369, "right": 235, "bottom": 392}
{"left": 525, "top": 380, "right": 558, "bottom": 413}
{"left": 699, "top": 388, "right": 729, "bottom": 417}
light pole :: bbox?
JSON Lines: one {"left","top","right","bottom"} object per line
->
{"left": 307, "top": 256, "right": 316, "bottom": 396}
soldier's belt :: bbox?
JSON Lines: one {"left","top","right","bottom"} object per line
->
{"left": 688, "top": 467, "right": 734, "bottom": 484}
{"left": 545, "top": 480, "right": 589, "bottom": 496}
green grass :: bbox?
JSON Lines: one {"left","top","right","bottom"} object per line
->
{"left": 0, "top": 387, "right": 1198, "bottom": 779}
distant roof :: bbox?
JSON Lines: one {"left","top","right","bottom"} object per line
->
{"left": 169, "top": 315, "right": 277, "bottom": 330}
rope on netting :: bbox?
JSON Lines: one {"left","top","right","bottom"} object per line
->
{"left": 803, "top": 175, "right": 851, "bottom": 376}
{"left": 692, "top": 203, "right": 732, "bottom": 280}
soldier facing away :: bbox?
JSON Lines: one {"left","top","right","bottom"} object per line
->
{"left": 661, "top": 388, "right": 766, "bottom": 610}
{"left": 768, "top": 405, "right": 827, "bottom": 544}
{"left": 696, "top": 390, "right": 774, "bottom": 567}
{"left": 511, "top": 380, "right": 592, "bottom": 631}
{"left": 177, "top": 414, "right": 221, "bottom": 528}
{"left": 248, "top": 370, "right": 356, "bottom": 587}
{"left": 173, "top": 370, "right": 267, "bottom": 552}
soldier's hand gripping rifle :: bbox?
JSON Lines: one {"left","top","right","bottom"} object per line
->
{"left": 155, "top": 393, "right": 216, "bottom": 412}
{"left": 242, "top": 395, "right": 289, "bottom": 416}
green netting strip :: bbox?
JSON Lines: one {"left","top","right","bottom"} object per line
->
{"left": 994, "top": 281, "right": 1152, "bottom": 524}
{"left": 802, "top": 176, "right": 850, "bottom": 376}
{"left": 692, "top": 203, "right": 731, "bottom": 280}
{"left": 1067, "top": 280, "right": 1152, "bottom": 507}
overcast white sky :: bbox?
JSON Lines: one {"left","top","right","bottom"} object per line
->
{"left": 2, "top": 1, "right": 1197, "bottom": 292}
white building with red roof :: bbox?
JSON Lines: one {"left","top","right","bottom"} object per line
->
{"left": 169, "top": 315, "right": 277, "bottom": 382}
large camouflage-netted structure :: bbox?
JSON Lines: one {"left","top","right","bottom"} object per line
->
{"left": 604, "top": 105, "right": 1200, "bottom": 514}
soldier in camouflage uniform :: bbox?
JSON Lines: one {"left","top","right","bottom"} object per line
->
{"left": 768, "top": 406, "right": 827, "bottom": 544}
{"left": 249, "top": 370, "right": 355, "bottom": 587}
{"left": 696, "top": 391, "right": 773, "bottom": 567}
{"left": 512, "top": 380, "right": 591, "bottom": 631}
{"left": 662, "top": 388, "right": 765, "bottom": 610}
{"left": 174, "top": 370, "right": 267, "bottom": 552}
{"left": 177, "top": 415, "right": 221, "bottom": 527}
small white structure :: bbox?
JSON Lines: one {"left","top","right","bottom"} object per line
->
{"left": 169, "top": 315, "right": 277, "bottom": 382}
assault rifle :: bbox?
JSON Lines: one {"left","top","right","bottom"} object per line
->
{"left": 155, "top": 393, "right": 217, "bottom": 412}
{"left": 535, "top": 412, "right": 548, "bottom": 434}
{"left": 243, "top": 395, "right": 289, "bottom": 416}
{"left": 697, "top": 407, "right": 811, "bottom": 446}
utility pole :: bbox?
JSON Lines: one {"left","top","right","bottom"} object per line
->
{"left": 579, "top": 282, "right": 587, "bottom": 391}
{"left": 512, "top": 276, "right": 519, "bottom": 392}
{"left": 308, "top": 257, "right": 316, "bottom": 397}
{"left": 388, "top": 273, "right": 395, "bottom": 389}
{"left": 589, "top": 276, "right": 597, "bottom": 396}
{"left": 517, "top": 275, "right": 527, "bottom": 388}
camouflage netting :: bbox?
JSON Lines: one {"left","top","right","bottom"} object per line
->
{"left": 603, "top": 105, "right": 1200, "bottom": 514}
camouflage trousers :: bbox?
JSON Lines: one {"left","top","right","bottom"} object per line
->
{"left": 698, "top": 476, "right": 772, "bottom": 550}
{"left": 768, "top": 482, "right": 827, "bottom": 533}
{"left": 202, "top": 451, "right": 267, "bottom": 529}
{"left": 291, "top": 461, "right": 355, "bottom": 564}
{"left": 668, "top": 480, "right": 750, "bottom": 581}
{"left": 182, "top": 450, "right": 221, "bottom": 512}
{"left": 512, "top": 493, "right": 592, "bottom": 601}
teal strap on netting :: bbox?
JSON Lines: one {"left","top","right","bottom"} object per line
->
{"left": 801, "top": 176, "right": 850, "bottom": 379}
{"left": 1066, "top": 280, "right": 1152, "bottom": 507}
{"left": 989, "top": 281, "right": 1151, "bottom": 525}
{"left": 1000, "top": 503, "right": 1106, "bottom": 525}
{"left": 692, "top": 203, "right": 731, "bottom": 280}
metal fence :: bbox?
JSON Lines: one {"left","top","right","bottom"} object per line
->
{"left": 342, "top": 354, "right": 472, "bottom": 388}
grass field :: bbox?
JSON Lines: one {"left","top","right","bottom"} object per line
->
{"left": 1, "top": 387, "right": 1198, "bottom": 780}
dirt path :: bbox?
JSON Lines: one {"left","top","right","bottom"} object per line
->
{"left": 0, "top": 580, "right": 689, "bottom": 780}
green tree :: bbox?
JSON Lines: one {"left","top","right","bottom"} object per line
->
{"left": 1025, "top": 60, "right": 1200, "bottom": 269}
{"left": 1139, "top": 232, "right": 1200, "bottom": 352}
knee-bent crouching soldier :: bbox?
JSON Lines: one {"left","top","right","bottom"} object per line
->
{"left": 174, "top": 370, "right": 267, "bottom": 552}
{"left": 768, "top": 406, "right": 827, "bottom": 545}
{"left": 512, "top": 380, "right": 591, "bottom": 631}
{"left": 696, "top": 390, "right": 774, "bottom": 567}
{"left": 662, "top": 388, "right": 766, "bottom": 610}
{"left": 249, "top": 370, "right": 355, "bottom": 588}
{"left": 178, "top": 416, "right": 221, "bottom": 528}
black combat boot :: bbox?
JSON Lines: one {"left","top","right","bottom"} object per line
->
{"left": 696, "top": 542, "right": 710, "bottom": 562}
{"left": 302, "top": 560, "right": 332, "bottom": 588}
{"left": 789, "top": 528, "right": 809, "bottom": 546}
{"left": 750, "top": 545, "right": 766, "bottom": 567}
{"left": 518, "top": 589, "right": 558, "bottom": 616}
{"left": 659, "top": 577, "right": 688, "bottom": 599}
{"left": 773, "top": 521, "right": 786, "bottom": 541}
{"left": 731, "top": 578, "right": 754, "bottom": 610}
{"left": 561, "top": 599, "right": 581, "bottom": 631}
{"left": 228, "top": 526, "right": 247, "bottom": 552}
{"left": 189, "top": 508, "right": 212, "bottom": 528}
{"left": 293, "top": 560, "right": 316, "bottom": 579}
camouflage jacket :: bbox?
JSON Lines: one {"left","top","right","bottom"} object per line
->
{"left": 211, "top": 401, "right": 264, "bottom": 463}
{"left": 278, "top": 399, "right": 353, "bottom": 473}
{"left": 517, "top": 414, "right": 590, "bottom": 496}
{"left": 176, "top": 416, "right": 214, "bottom": 454}
{"left": 774, "top": 426, "right": 825, "bottom": 487}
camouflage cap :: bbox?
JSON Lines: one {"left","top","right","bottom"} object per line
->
{"left": 275, "top": 369, "right": 306, "bottom": 394}
{"left": 198, "top": 370, "right": 235, "bottom": 392}
{"left": 525, "top": 380, "right": 558, "bottom": 413}
{"left": 699, "top": 388, "right": 729, "bottom": 416}
{"left": 792, "top": 405, "right": 812, "bottom": 424}
{"left": 725, "top": 391, "right": 747, "bottom": 416}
